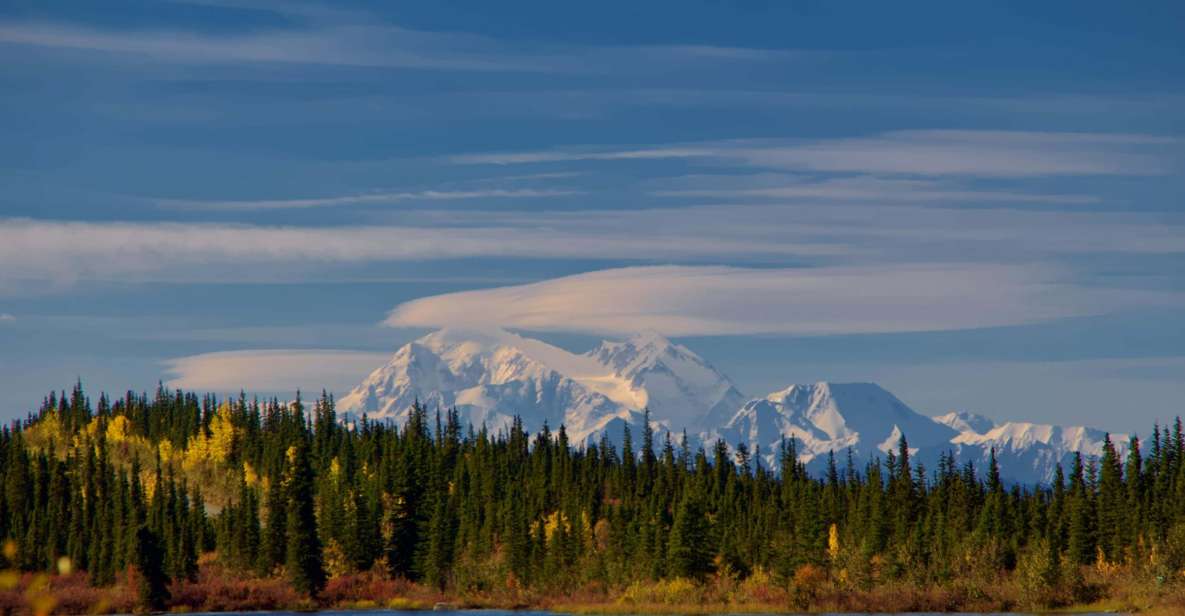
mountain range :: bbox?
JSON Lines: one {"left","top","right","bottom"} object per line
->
{"left": 338, "top": 328, "right": 1126, "bottom": 483}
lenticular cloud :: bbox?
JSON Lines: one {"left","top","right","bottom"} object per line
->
{"left": 383, "top": 264, "right": 1101, "bottom": 336}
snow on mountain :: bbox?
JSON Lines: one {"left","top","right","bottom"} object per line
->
{"left": 714, "top": 382, "right": 958, "bottom": 471}
{"left": 948, "top": 421, "right": 1128, "bottom": 483}
{"left": 953, "top": 422, "right": 1122, "bottom": 456}
{"left": 340, "top": 328, "right": 746, "bottom": 445}
{"left": 337, "top": 328, "right": 643, "bottom": 444}
{"left": 584, "top": 330, "right": 745, "bottom": 431}
{"left": 933, "top": 410, "right": 997, "bottom": 434}
{"left": 340, "top": 328, "right": 1133, "bottom": 483}
{"left": 712, "top": 384, "right": 1125, "bottom": 482}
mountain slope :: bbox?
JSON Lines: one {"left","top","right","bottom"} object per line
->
{"left": 337, "top": 328, "right": 642, "bottom": 444}
{"left": 584, "top": 331, "right": 745, "bottom": 431}
{"left": 934, "top": 410, "right": 997, "bottom": 434}
{"left": 948, "top": 421, "right": 1128, "bottom": 483}
{"left": 713, "top": 382, "right": 959, "bottom": 470}
{"left": 341, "top": 328, "right": 1130, "bottom": 483}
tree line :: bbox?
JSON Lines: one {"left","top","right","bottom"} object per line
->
{"left": 2, "top": 383, "right": 1185, "bottom": 609}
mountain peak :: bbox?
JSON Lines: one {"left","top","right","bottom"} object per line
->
{"left": 627, "top": 329, "right": 673, "bottom": 347}
{"left": 339, "top": 328, "right": 640, "bottom": 444}
{"left": 770, "top": 381, "right": 888, "bottom": 403}
{"left": 417, "top": 326, "right": 513, "bottom": 349}
{"left": 586, "top": 331, "right": 745, "bottom": 430}
{"left": 934, "top": 410, "right": 996, "bottom": 434}
{"left": 726, "top": 380, "right": 958, "bottom": 469}
{"left": 341, "top": 330, "right": 1123, "bottom": 484}
{"left": 346, "top": 328, "right": 744, "bottom": 439}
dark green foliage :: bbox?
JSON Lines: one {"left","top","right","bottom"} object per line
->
{"left": 259, "top": 467, "right": 287, "bottom": 576}
{"left": 134, "top": 524, "right": 171, "bottom": 611}
{"left": 0, "top": 383, "right": 1182, "bottom": 599}
{"left": 285, "top": 437, "right": 326, "bottom": 597}
{"left": 667, "top": 488, "right": 713, "bottom": 579}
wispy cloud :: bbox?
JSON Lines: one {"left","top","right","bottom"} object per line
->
{"left": 384, "top": 264, "right": 1164, "bottom": 336}
{"left": 156, "top": 188, "right": 578, "bottom": 210}
{"left": 2, "top": 201, "right": 1183, "bottom": 291}
{"left": 163, "top": 349, "right": 389, "bottom": 394}
{"left": 650, "top": 175, "right": 1099, "bottom": 204}
{"left": 0, "top": 313, "right": 14, "bottom": 323}
{"left": 0, "top": 21, "right": 543, "bottom": 71}
{"left": 0, "top": 217, "right": 844, "bottom": 288}
{"left": 453, "top": 130, "right": 1180, "bottom": 177}
{"left": 453, "top": 146, "right": 714, "bottom": 166}
{"left": 0, "top": 18, "right": 797, "bottom": 74}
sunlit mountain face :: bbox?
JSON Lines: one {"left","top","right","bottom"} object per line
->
{"left": 341, "top": 329, "right": 1128, "bottom": 484}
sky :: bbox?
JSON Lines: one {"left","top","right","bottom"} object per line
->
{"left": 1, "top": 0, "right": 1183, "bottom": 432}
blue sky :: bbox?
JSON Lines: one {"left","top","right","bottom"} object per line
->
{"left": 1, "top": 0, "right": 1183, "bottom": 431}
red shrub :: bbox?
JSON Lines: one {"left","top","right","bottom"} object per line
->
{"left": 319, "top": 570, "right": 418, "bottom": 605}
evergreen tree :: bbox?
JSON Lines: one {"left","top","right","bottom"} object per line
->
{"left": 133, "top": 524, "right": 171, "bottom": 611}
{"left": 259, "top": 469, "right": 286, "bottom": 576}
{"left": 285, "top": 440, "right": 326, "bottom": 597}
{"left": 667, "top": 488, "right": 712, "bottom": 580}
{"left": 2, "top": 381, "right": 1184, "bottom": 609}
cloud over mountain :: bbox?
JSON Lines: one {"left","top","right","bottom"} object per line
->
{"left": 163, "top": 349, "right": 389, "bottom": 394}
{"left": 384, "top": 264, "right": 1116, "bottom": 336}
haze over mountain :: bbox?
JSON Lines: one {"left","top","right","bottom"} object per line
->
{"left": 341, "top": 329, "right": 1128, "bottom": 483}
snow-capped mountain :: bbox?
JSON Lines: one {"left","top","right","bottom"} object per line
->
{"left": 934, "top": 410, "right": 997, "bottom": 434}
{"left": 340, "top": 328, "right": 1131, "bottom": 483}
{"left": 713, "top": 382, "right": 959, "bottom": 471}
{"left": 337, "top": 328, "right": 643, "bottom": 444}
{"left": 584, "top": 331, "right": 745, "bottom": 432}
{"left": 711, "top": 383, "right": 1125, "bottom": 483}
{"left": 948, "top": 421, "right": 1128, "bottom": 483}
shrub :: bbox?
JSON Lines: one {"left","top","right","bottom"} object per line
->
{"left": 790, "top": 563, "right": 827, "bottom": 609}
{"left": 618, "top": 578, "right": 701, "bottom": 606}
{"left": 1018, "top": 539, "right": 1068, "bottom": 608}
{"left": 319, "top": 569, "right": 420, "bottom": 607}
{"left": 169, "top": 565, "right": 301, "bottom": 612}
{"left": 736, "top": 567, "right": 785, "bottom": 604}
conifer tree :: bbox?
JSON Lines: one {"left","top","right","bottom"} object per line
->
{"left": 285, "top": 441, "right": 326, "bottom": 597}
{"left": 3, "top": 381, "right": 1185, "bottom": 608}
{"left": 667, "top": 488, "right": 712, "bottom": 580}
{"left": 259, "top": 469, "right": 286, "bottom": 576}
{"left": 134, "top": 524, "right": 171, "bottom": 611}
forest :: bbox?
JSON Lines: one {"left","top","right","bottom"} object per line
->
{"left": 1, "top": 383, "right": 1184, "bottom": 614}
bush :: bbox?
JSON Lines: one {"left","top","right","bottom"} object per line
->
{"left": 1163, "top": 522, "right": 1185, "bottom": 574}
{"left": 1061, "top": 561, "right": 1104, "bottom": 606}
{"left": 790, "top": 563, "right": 827, "bottom": 609}
{"left": 1016, "top": 539, "right": 1063, "bottom": 608}
{"left": 618, "top": 578, "right": 702, "bottom": 606}
{"left": 169, "top": 564, "right": 301, "bottom": 612}
{"left": 735, "top": 567, "right": 785, "bottom": 604}
{"left": 318, "top": 569, "right": 421, "bottom": 606}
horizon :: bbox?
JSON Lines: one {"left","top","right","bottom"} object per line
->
{"left": 2, "top": 1, "right": 1184, "bottom": 434}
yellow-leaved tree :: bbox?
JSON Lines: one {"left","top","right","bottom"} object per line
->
{"left": 828, "top": 523, "right": 840, "bottom": 561}
{"left": 181, "top": 403, "right": 241, "bottom": 505}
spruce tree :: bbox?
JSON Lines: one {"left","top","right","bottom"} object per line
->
{"left": 134, "top": 524, "right": 171, "bottom": 611}
{"left": 285, "top": 441, "right": 326, "bottom": 597}
{"left": 667, "top": 489, "right": 712, "bottom": 580}
{"left": 6, "top": 381, "right": 1185, "bottom": 609}
{"left": 423, "top": 477, "right": 456, "bottom": 589}
{"left": 258, "top": 469, "right": 286, "bottom": 576}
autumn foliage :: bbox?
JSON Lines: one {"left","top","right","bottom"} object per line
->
{"left": 1, "top": 383, "right": 1184, "bottom": 613}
